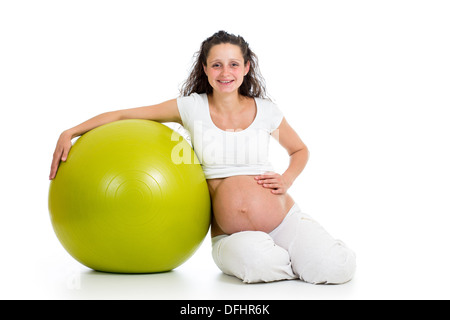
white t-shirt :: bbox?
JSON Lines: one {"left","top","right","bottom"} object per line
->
{"left": 176, "top": 93, "right": 284, "bottom": 179}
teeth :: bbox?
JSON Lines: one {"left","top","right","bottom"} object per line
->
{"left": 219, "top": 80, "right": 232, "bottom": 83}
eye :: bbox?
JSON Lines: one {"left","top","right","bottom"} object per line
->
{"left": 212, "top": 63, "right": 221, "bottom": 68}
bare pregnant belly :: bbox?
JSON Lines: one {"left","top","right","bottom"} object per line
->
{"left": 208, "top": 175, "right": 294, "bottom": 236}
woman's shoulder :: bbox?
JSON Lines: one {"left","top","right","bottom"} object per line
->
{"left": 177, "top": 92, "right": 209, "bottom": 126}
{"left": 254, "top": 96, "right": 284, "bottom": 130}
{"left": 255, "top": 96, "right": 279, "bottom": 111}
{"left": 178, "top": 92, "right": 208, "bottom": 106}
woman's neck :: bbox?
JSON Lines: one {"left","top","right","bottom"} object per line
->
{"left": 208, "top": 92, "right": 246, "bottom": 113}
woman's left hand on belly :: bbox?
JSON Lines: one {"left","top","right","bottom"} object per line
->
{"left": 254, "top": 172, "right": 291, "bottom": 195}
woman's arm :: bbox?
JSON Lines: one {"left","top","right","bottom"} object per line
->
{"left": 49, "top": 99, "right": 180, "bottom": 180}
{"left": 255, "top": 118, "right": 309, "bottom": 194}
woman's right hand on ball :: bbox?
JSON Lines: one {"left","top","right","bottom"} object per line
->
{"left": 49, "top": 131, "right": 73, "bottom": 180}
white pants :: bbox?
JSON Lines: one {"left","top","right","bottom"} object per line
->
{"left": 211, "top": 204, "right": 356, "bottom": 284}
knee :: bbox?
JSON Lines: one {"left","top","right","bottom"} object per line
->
{"left": 301, "top": 241, "right": 356, "bottom": 285}
{"left": 212, "top": 231, "right": 296, "bottom": 283}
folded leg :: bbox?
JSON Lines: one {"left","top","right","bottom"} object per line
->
{"left": 211, "top": 231, "right": 297, "bottom": 283}
{"left": 270, "top": 205, "right": 356, "bottom": 284}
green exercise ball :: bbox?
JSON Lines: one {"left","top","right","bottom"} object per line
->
{"left": 48, "top": 120, "right": 211, "bottom": 273}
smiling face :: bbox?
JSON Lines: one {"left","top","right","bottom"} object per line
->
{"left": 203, "top": 43, "right": 250, "bottom": 96}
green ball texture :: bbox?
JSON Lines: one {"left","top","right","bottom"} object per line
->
{"left": 49, "top": 120, "right": 210, "bottom": 273}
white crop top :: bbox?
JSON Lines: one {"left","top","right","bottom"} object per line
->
{"left": 176, "top": 93, "right": 284, "bottom": 179}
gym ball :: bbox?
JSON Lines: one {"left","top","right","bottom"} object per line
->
{"left": 48, "top": 120, "right": 211, "bottom": 273}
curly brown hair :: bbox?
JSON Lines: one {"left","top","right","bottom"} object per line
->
{"left": 180, "top": 31, "right": 268, "bottom": 99}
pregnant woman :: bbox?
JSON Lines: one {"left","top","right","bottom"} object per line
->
{"left": 50, "top": 31, "right": 356, "bottom": 284}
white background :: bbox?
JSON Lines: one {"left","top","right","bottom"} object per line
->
{"left": 1, "top": 0, "right": 449, "bottom": 299}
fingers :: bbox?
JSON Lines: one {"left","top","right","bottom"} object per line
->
{"left": 254, "top": 172, "right": 279, "bottom": 182}
{"left": 255, "top": 173, "right": 280, "bottom": 186}
{"left": 49, "top": 151, "right": 61, "bottom": 180}
{"left": 255, "top": 172, "right": 276, "bottom": 178}
{"left": 271, "top": 188, "right": 285, "bottom": 195}
{"left": 61, "top": 147, "right": 69, "bottom": 162}
{"left": 49, "top": 143, "right": 71, "bottom": 180}
{"left": 255, "top": 173, "right": 287, "bottom": 194}
{"left": 257, "top": 179, "right": 279, "bottom": 188}
{"left": 255, "top": 173, "right": 291, "bottom": 194}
